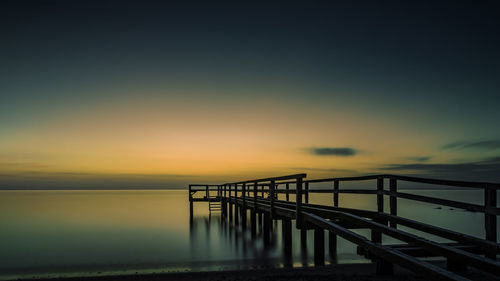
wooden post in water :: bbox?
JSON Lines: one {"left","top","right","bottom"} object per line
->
{"left": 389, "top": 178, "right": 397, "bottom": 228}
{"left": 241, "top": 183, "right": 247, "bottom": 229}
{"left": 263, "top": 211, "right": 270, "bottom": 246}
{"left": 328, "top": 232, "right": 337, "bottom": 262}
{"left": 234, "top": 184, "right": 239, "bottom": 226}
{"left": 314, "top": 227, "right": 325, "bottom": 266}
{"left": 228, "top": 184, "right": 233, "bottom": 222}
{"left": 485, "top": 184, "right": 497, "bottom": 259}
{"left": 282, "top": 217, "right": 292, "bottom": 266}
{"left": 251, "top": 181, "right": 257, "bottom": 237}
{"left": 270, "top": 180, "right": 275, "bottom": 220}
{"left": 223, "top": 184, "right": 227, "bottom": 218}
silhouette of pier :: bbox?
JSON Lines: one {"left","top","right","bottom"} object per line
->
{"left": 188, "top": 174, "right": 499, "bottom": 281}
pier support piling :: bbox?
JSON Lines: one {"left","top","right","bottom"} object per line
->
{"left": 263, "top": 212, "right": 271, "bottom": 246}
{"left": 283, "top": 218, "right": 292, "bottom": 266}
{"left": 328, "top": 232, "right": 337, "bottom": 262}
{"left": 314, "top": 228, "right": 325, "bottom": 266}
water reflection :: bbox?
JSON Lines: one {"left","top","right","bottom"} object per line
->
{"left": 1, "top": 189, "right": 495, "bottom": 280}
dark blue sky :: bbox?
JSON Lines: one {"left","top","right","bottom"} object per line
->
{"left": 1, "top": 1, "right": 500, "bottom": 188}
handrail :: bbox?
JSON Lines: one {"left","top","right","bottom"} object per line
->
{"left": 223, "top": 173, "right": 306, "bottom": 185}
{"left": 302, "top": 174, "right": 500, "bottom": 189}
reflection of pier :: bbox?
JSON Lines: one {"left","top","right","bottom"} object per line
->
{"left": 189, "top": 174, "right": 499, "bottom": 280}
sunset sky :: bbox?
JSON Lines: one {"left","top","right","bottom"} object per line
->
{"left": 1, "top": 1, "right": 500, "bottom": 189}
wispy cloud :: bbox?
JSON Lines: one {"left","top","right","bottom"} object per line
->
{"left": 379, "top": 156, "right": 500, "bottom": 182}
{"left": 310, "top": 147, "right": 357, "bottom": 156}
{"left": 407, "top": 156, "right": 432, "bottom": 162}
{"left": 442, "top": 140, "right": 500, "bottom": 150}
{"left": 290, "top": 167, "right": 356, "bottom": 173}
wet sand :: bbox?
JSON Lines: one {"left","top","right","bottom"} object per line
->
{"left": 13, "top": 264, "right": 431, "bottom": 281}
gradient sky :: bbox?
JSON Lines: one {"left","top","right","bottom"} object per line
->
{"left": 1, "top": 0, "right": 500, "bottom": 189}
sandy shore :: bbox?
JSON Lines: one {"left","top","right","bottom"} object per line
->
{"left": 13, "top": 262, "right": 499, "bottom": 281}
{"left": 13, "top": 264, "right": 433, "bottom": 281}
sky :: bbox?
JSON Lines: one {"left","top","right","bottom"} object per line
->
{"left": 1, "top": 0, "right": 500, "bottom": 189}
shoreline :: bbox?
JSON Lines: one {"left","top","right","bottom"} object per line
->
{"left": 9, "top": 264, "right": 430, "bottom": 281}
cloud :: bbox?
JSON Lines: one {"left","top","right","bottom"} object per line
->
{"left": 310, "top": 147, "right": 357, "bottom": 156}
{"left": 442, "top": 140, "right": 500, "bottom": 150}
{"left": 379, "top": 156, "right": 500, "bottom": 182}
{"left": 407, "top": 156, "right": 432, "bottom": 162}
{"left": 290, "top": 167, "right": 356, "bottom": 173}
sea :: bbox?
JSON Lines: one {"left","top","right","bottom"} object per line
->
{"left": 0, "top": 188, "right": 498, "bottom": 280}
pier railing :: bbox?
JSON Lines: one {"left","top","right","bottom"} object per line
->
{"left": 189, "top": 174, "right": 499, "bottom": 281}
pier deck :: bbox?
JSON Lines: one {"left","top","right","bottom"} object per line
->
{"left": 188, "top": 174, "right": 499, "bottom": 281}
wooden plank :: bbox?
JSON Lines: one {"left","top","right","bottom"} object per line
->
{"left": 391, "top": 174, "right": 500, "bottom": 190}
{"left": 358, "top": 243, "right": 483, "bottom": 258}
{"left": 303, "top": 212, "right": 470, "bottom": 281}
{"left": 388, "top": 191, "right": 493, "bottom": 214}
{"left": 275, "top": 189, "right": 378, "bottom": 194}
{"left": 323, "top": 210, "right": 500, "bottom": 275}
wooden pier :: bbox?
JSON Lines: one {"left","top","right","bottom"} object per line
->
{"left": 188, "top": 174, "right": 499, "bottom": 281}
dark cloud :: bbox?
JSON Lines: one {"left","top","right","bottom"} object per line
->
{"left": 407, "top": 156, "right": 432, "bottom": 162}
{"left": 442, "top": 140, "right": 500, "bottom": 150}
{"left": 379, "top": 156, "right": 500, "bottom": 182}
{"left": 310, "top": 147, "right": 357, "bottom": 156}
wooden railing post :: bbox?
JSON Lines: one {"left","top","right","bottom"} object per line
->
{"left": 205, "top": 185, "right": 209, "bottom": 199}
{"left": 228, "top": 184, "right": 233, "bottom": 222}
{"left": 377, "top": 177, "right": 384, "bottom": 213}
{"left": 286, "top": 183, "right": 290, "bottom": 201}
{"left": 242, "top": 183, "right": 246, "bottom": 209}
{"left": 241, "top": 183, "right": 247, "bottom": 229}
{"left": 485, "top": 184, "right": 497, "bottom": 259}
{"left": 234, "top": 184, "right": 239, "bottom": 225}
{"left": 251, "top": 181, "right": 258, "bottom": 237}
{"left": 253, "top": 181, "right": 258, "bottom": 208}
{"left": 305, "top": 181, "right": 309, "bottom": 204}
{"left": 270, "top": 180, "right": 275, "bottom": 220}
{"left": 333, "top": 179, "right": 339, "bottom": 207}
{"left": 389, "top": 178, "right": 397, "bottom": 228}
{"left": 189, "top": 184, "right": 193, "bottom": 222}
{"left": 296, "top": 177, "right": 303, "bottom": 229}
{"left": 372, "top": 177, "right": 384, "bottom": 243}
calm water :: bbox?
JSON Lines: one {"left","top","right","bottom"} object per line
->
{"left": 0, "top": 189, "right": 498, "bottom": 280}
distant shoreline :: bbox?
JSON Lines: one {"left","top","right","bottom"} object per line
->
{"left": 0, "top": 187, "right": 482, "bottom": 191}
